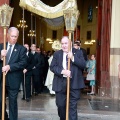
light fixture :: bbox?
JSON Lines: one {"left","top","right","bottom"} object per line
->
{"left": 17, "top": 19, "right": 28, "bottom": 28}
{"left": 96, "top": 6, "right": 98, "bottom": 9}
{"left": 28, "top": 30, "right": 36, "bottom": 37}
{"left": 91, "top": 39, "right": 96, "bottom": 43}
{"left": 84, "top": 41, "right": 93, "bottom": 45}
{"left": 49, "top": 41, "right": 54, "bottom": 44}
{"left": 0, "top": 4, "right": 13, "bottom": 27}
{"left": 17, "top": 8, "right": 28, "bottom": 45}
{"left": 46, "top": 38, "right": 53, "bottom": 42}
{"left": 63, "top": 8, "right": 79, "bottom": 32}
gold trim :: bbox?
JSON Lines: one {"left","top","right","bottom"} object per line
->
{"left": 19, "top": 0, "right": 77, "bottom": 19}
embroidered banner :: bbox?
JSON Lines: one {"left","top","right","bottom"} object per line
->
{"left": 19, "top": 0, "right": 77, "bottom": 18}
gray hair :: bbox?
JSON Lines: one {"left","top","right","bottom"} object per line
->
{"left": 8, "top": 27, "right": 19, "bottom": 36}
{"left": 61, "top": 36, "right": 69, "bottom": 41}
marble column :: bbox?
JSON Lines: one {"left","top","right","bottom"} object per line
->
{"left": 110, "top": 0, "right": 120, "bottom": 99}
{"left": 0, "top": 0, "right": 9, "bottom": 43}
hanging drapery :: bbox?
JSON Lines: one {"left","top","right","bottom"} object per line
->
{"left": 44, "top": 16, "right": 64, "bottom": 30}
{"left": 19, "top": 0, "right": 77, "bottom": 19}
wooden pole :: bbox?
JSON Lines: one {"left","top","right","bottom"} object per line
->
{"left": 2, "top": 27, "right": 7, "bottom": 120}
{"left": 24, "top": 73, "right": 26, "bottom": 99}
{"left": 66, "top": 31, "right": 72, "bottom": 120}
{"left": 23, "top": 8, "right": 25, "bottom": 45}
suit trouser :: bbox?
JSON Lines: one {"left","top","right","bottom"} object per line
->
{"left": 7, "top": 86, "right": 19, "bottom": 120}
{"left": 22, "top": 75, "right": 31, "bottom": 99}
{"left": 55, "top": 78, "right": 80, "bottom": 120}
{"left": 32, "top": 75, "right": 40, "bottom": 93}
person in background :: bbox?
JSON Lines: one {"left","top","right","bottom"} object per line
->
{"left": 47, "top": 51, "right": 51, "bottom": 59}
{"left": 86, "top": 54, "right": 96, "bottom": 95}
{"left": 74, "top": 40, "right": 87, "bottom": 61}
{"left": 42, "top": 50, "right": 49, "bottom": 86}
{"left": 73, "top": 40, "right": 88, "bottom": 82}
{"left": 50, "top": 36, "right": 86, "bottom": 120}
{"left": 36, "top": 47, "right": 41, "bottom": 53}
{"left": 31, "top": 44, "right": 44, "bottom": 95}
{"left": 0, "top": 27, "right": 27, "bottom": 120}
{"left": 36, "top": 47, "right": 45, "bottom": 92}
{"left": 45, "top": 40, "right": 61, "bottom": 96}
{"left": 22, "top": 44, "right": 35, "bottom": 102}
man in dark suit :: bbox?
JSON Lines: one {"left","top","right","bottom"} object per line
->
{"left": 74, "top": 40, "right": 87, "bottom": 61}
{"left": 22, "top": 44, "right": 35, "bottom": 102}
{"left": 0, "top": 27, "right": 27, "bottom": 120}
{"left": 50, "top": 36, "right": 86, "bottom": 120}
{"left": 31, "top": 44, "right": 44, "bottom": 95}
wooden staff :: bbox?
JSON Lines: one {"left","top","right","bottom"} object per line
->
{"left": 31, "top": 77, "right": 33, "bottom": 96}
{"left": 66, "top": 32, "right": 72, "bottom": 120}
{"left": 24, "top": 73, "right": 26, "bottom": 99}
{"left": 2, "top": 27, "right": 7, "bottom": 120}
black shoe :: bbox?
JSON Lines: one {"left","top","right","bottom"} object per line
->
{"left": 50, "top": 93, "right": 55, "bottom": 97}
{"left": 5, "top": 118, "right": 9, "bottom": 120}
{"left": 34, "top": 93, "right": 38, "bottom": 96}
{"left": 26, "top": 98, "right": 30, "bottom": 102}
{"left": 21, "top": 97, "right": 25, "bottom": 100}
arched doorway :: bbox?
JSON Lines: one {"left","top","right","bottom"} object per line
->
{"left": 0, "top": 0, "right": 112, "bottom": 98}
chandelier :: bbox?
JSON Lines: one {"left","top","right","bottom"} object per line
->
{"left": 84, "top": 39, "right": 96, "bottom": 45}
{"left": 28, "top": 30, "right": 36, "bottom": 37}
{"left": 17, "top": 19, "right": 28, "bottom": 28}
{"left": 84, "top": 41, "right": 93, "bottom": 45}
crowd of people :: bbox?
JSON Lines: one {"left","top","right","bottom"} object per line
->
{"left": 0, "top": 27, "right": 96, "bottom": 120}
{"left": 21, "top": 43, "right": 50, "bottom": 102}
{"left": 0, "top": 27, "right": 52, "bottom": 120}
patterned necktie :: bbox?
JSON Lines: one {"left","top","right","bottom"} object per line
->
{"left": 6, "top": 45, "right": 12, "bottom": 64}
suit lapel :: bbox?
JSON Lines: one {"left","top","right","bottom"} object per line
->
{"left": 72, "top": 48, "right": 76, "bottom": 54}
{"left": 9, "top": 44, "right": 18, "bottom": 63}
{"left": 59, "top": 50, "right": 63, "bottom": 66}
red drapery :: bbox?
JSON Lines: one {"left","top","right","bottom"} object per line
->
{"left": 63, "top": 25, "right": 80, "bottom": 41}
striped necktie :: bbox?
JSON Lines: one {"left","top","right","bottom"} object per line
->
{"left": 6, "top": 45, "right": 12, "bottom": 64}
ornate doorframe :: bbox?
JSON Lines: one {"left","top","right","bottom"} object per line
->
{"left": 96, "top": 0, "right": 112, "bottom": 97}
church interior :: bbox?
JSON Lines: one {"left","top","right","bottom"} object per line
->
{"left": 1, "top": 0, "right": 120, "bottom": 100}
{"left": 9, "top": 0, "right": 98, "bottom": 55}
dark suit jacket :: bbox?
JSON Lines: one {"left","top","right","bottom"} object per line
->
{"left": 80, "top": 48, "right": 87, "bottom": 61}
{"left": 32, "top": 52, "right": 45, "bottom": 76}
{"left": 50, "top": 48, "right": 86, "bottom": 92}
{"left": 0, "top": 43, "right": 27, "bottom": 90}
{"left": 25, "top": 52, "right": 35, "bottom": 76}
{"left": 39, "top": 53, "right": 45, "bottom": 76}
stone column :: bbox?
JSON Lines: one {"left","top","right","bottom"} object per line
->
{"left": 0, "top": 0, "right": 9, "bottom": 43}
{"left": 110, "top": 0, "right": 120, "bottom": 99}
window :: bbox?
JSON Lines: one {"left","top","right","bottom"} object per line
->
{"left": 87, "top": 48, "right": 90, "bottom": 55}
{"left": 88, "top": 6, "right": 93, "bottom": 22}
{"left": 87, "top": 31, "right": 91, "bottom": 40}
{"left": 52, "top": 30, "right": 57, "bottom": 39}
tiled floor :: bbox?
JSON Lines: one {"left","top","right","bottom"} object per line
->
{"left": 6, "top": 89, "right": 120, "bottom": 120}
{"left": 89, "top": 98, "right": 120, "bottom": 112}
